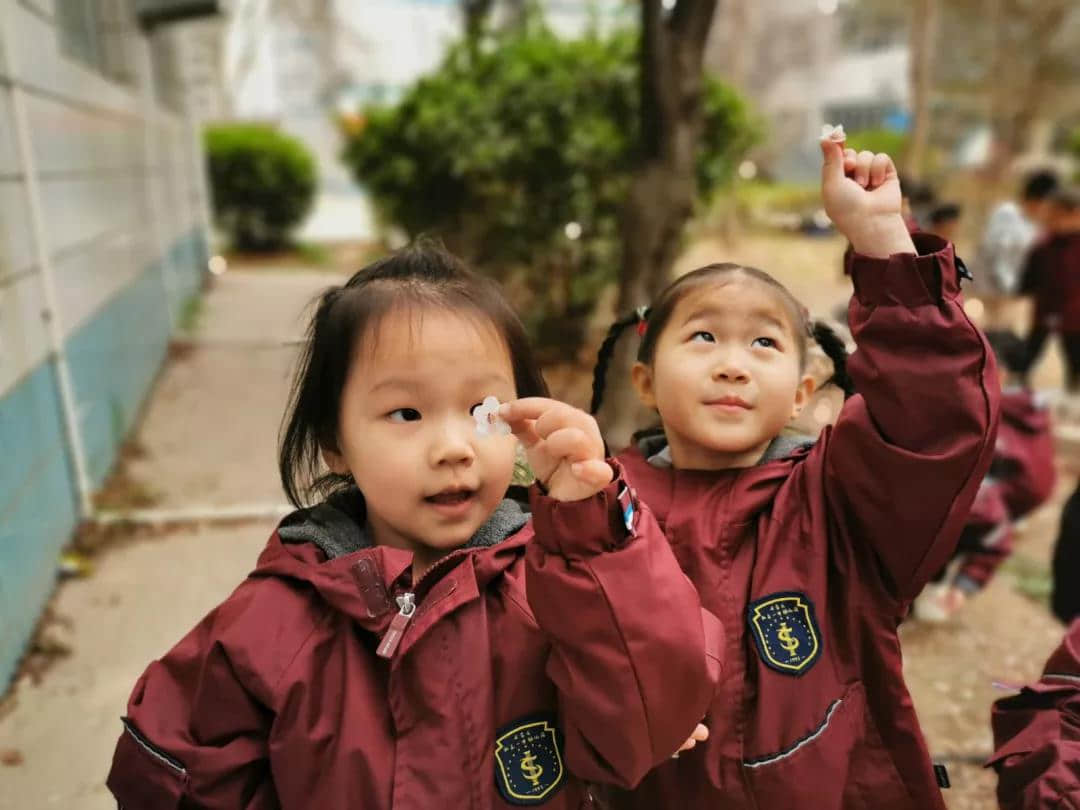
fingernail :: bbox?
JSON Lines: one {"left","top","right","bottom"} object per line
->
{"left": 497, "top": 403, "right": 510, "bottom": 417}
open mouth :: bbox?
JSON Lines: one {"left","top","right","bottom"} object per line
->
{"left": 425, "top": 489, "right": 477, "bottom": 506}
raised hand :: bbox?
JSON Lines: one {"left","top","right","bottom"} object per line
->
{"left": 820, "top": 139, "right": 916, "bottom": 259}
{"left": 499, "top": 398, "right": 613, "bottom": 502}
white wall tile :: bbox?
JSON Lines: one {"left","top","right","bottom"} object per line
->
{"left": 37, "top": 172, "right": 143, "bottom": 255}
{"left": 25, "top": 92, "right": 143, "bottom": 174}
{"left": 0, "top": 87, "right": 20, "bottom": 176}
{"left": 0, "top": 180, "right": 36, "bottom": 280}
{"left": 0, "top": 268, "right": 49, "bottom": 397}
{"left": 52, "top": 226, "right": 151, "bottom": 335}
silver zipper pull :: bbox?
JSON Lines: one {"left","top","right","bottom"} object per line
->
{"left": 377, "top": 593, "right": 416, "bottom": 658}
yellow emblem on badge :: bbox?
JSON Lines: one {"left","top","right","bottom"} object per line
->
{"left": 747, "top": 591, "right": 822, "bottom": 676}
{"left": 494, "top": 713, "right": 566, "bottom": 805}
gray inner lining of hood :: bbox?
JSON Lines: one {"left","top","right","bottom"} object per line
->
{"left": 277, "top": 490, "right": 529, "bottom": 561}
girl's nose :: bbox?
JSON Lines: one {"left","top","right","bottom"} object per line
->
{"left": 711, "top": 352, "right": 750, "bottom": 383}
{"left": 430, "top": 417, "right": 477, "bottom": 467}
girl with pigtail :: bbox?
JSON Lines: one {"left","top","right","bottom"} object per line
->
{"left": 580, "top": 138, "right": 1000, "bottom": 809}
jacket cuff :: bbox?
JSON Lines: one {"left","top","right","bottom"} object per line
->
{"left": 847, "top": 233, "right": 961, "bottom": 307}
{"left": 528, "top": 459, "right": 639, "bottom": 557}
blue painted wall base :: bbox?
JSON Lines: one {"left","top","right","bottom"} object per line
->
{"left": 0, "top": 228, "right": 207, "bottom": 688}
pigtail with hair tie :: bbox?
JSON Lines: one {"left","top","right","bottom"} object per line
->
{"left": 811, "top": 320, "right": 855, "bottom": 399}
{"left": 590, "top": 308, "right": 648, "bottom": 415}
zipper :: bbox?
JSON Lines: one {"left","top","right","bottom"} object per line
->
{"left": 121, "top": 718, "right": 187, "bottom": 775}
{"left": 375, "top": 550, "right": 468, "bottom": 659}
{"left": 376, "top": 592, "right": 416, "bottom": 658}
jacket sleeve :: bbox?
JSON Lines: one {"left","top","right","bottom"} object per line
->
{"left": 823, "top": 233, "right": 1000, "bottom": 603}
{"left": 525, "top": 460, "right": 723, "bottom": 789}
{"left": 989, "top": 620, "right": 1080, "bottom": 810}
{"left": 106, "top": 584, "right": 279, "bottom": 809}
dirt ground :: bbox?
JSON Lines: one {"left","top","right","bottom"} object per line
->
{"left": 0, "top": 234, "right": 1072, "bottom": 808}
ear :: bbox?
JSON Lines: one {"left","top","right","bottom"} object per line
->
{"left": 791, "top": 374, "right": 817, "bottom": 418}
{"left": 631, "top": 362, "right": 657, "bottom": 409}
{"left": 322, "top": 445, "right": 349, "bottom": 476}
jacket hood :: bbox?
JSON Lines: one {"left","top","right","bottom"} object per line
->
{"left": 249, "top": 488, "right": 529, "bottom": 627}
{"left": 621, "top": 430, "right": 817, "bottom": 525}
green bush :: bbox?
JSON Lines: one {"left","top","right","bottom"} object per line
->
{"left": 844, "top": 128, "right": 909, "bottom": 160}
{"left": 341, "top": 23, "right": 759, "bottom": 352}
{"left": 204, "top": 124, "right": 317, "bottom": 251}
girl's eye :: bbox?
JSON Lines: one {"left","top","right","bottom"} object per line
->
{"left": 752, "top": 337, "right": 778, "bottom": 349}
{"left": 690, "top": 331, "right": 716, "bottom": 343}
{"left": 469, "top": 402, "right": 484, "bottom": 416}
{"left": 388, "top": 408, "right": 422, "bottom": 423}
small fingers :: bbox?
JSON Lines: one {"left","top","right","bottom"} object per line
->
{"left": 507, "top": 417, "right": 542, "bottom": 448}
{"left": 869, "top": 152, "right": 891, "bottom": 189}
{"left": 533, "top": 408, "right": 603, "bottom": 457}
{"left": 569, "top": 459, "right": 614, "bottom": 489}
{"left": 843, "top": 148, "right": 857, "bottom": 175}
{"left": 854, "top": 150, "right": 874, "bottom": 188}
{"left": 542, "top": 427, "right": 598, "bottom": 465}
{"left": 819, "top": 139, "right": 845, "bottom": 183}
{"left": 499, "top": 397, "right": 560, "bottom": 423}
{"left": 675, "top": 723, "right": 710, "bottom": 754}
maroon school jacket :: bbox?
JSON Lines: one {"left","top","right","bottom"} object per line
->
{"left": 607, "top": 235, "right": 999, "bottom": 809}
{"left": 995, "top": 388, "right": 1056, "bottom": 520}
{"left": 1020, "top": 231, "right": 1080, "bottom": 332}
{"left": 106, "top": 471, "right": 722, "bottom": 809}
{"left": 953, "top": 388, "right": 1054, "bottom": 592}
{"left": 990, "top": 619, "right": 1080, "bottom": 809}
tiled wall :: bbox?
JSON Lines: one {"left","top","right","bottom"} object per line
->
{"left": 0, "top": 0, "right": 208, "bottom": 686}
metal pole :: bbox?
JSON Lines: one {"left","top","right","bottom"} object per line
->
{"left": 1, "top": 1, "right": 95, "bottom": 520}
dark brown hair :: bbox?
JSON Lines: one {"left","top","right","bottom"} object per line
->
{"left": 279, "top": 241, "right": 548, "bottom": 507}
{"left": 590, "top": 263, "right": 853, "bottom": 414}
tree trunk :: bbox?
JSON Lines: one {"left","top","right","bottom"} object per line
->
{"left": 984, "top": 0, "right": 1069, "bottom": 186}
{"left": 904, "top": 0, "right": 938, "bottom": 177}
{"left": 596, "top": 0, "right": 719, "bottom": 451}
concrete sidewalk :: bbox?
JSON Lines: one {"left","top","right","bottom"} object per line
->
{"left": 0, "top": 267, "right": 344, "bottom": 809}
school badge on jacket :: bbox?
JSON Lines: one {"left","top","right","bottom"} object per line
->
{"left": 494, "top": 714, "right": 566, "bottom": 805}
{"left": 747, "top": 591, "right": 823, "bottom": 676}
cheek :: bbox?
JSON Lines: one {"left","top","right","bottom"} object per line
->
{"left": 765, "top": 363, "right": 805, "bottom": 408}
{"left": 480, "top": 434, "right": 517, "bottom": 473}
{"left": 653, "top": 354, "right": 699, "bottom": 398}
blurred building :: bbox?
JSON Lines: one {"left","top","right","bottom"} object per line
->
{"left": 216, "top": 0, "right": 628, "bottom": 242}
{"left": 707, "top": 0, "right": 909, "bottom": 182}
{"left": 0, "top": 0, "right": 213, "bottom": 686}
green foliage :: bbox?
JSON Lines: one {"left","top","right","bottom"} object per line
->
{"left": 341, "top": 23, "right": 759, "bottom": 350}
{"left": 1070, "top": 127, "right": 1080, "bottom": 179}
{"left": 204, "top": 124, "right": 317, "bottom": 251}
{"left": 844, "top": 128, "right": 909, "bottom": 160}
